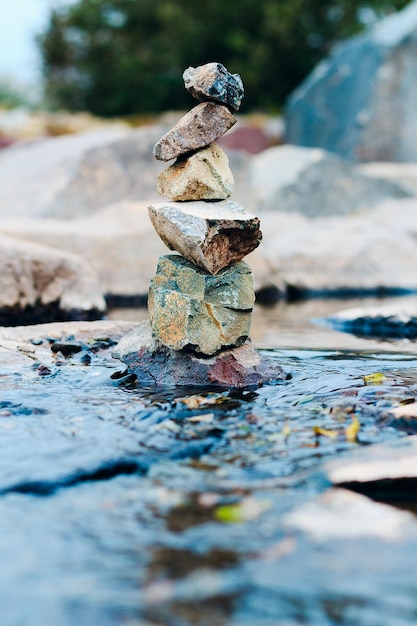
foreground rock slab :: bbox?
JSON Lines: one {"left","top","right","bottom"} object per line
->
{"left": 0, "top": 320, "right": 136, "bottom": 368}
{"left": 153, "top": 103, "right": 236, "bottom": 162}
{"left": 112, "top": 319, "right": 287, "bottom": 387}
{"left": 148, "top": 200, "right": 261, "bottom": 274}
{"left": 183, "top": 62, "right": 244, "bottom": 111}
{"left": 157, "top": 143, "right": 234, "bottom": 201}
{"left": 149, "top": 255, "right": 254, "bottom": 355}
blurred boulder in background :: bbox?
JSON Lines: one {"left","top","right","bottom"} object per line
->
{"left": 0, "top": 125, "right": 165, "bottom": 219}
{"left": 286, "top": 0, "right": 417, "bottom": 162}
{"left": 248, "top": 145, "right": 410, "bottom": 215}
{"left": 0, "top": 235, "right": 105, "bottom": 324}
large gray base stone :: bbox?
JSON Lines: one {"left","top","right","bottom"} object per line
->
{"left": 112, "top": 320, "right": 288, "bottom": 388}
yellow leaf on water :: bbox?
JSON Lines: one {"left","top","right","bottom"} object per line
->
{"left": 345, "top": 416, "right": 360, "bottom": 443}
{"left": 363, "top": 372, "right": 386, "bottom": 385}
{"left": 313, "top": 426, "right": 338, "bottom": 439}
{"left": 215, "top": 497, "right": 270, "bottom": 524}
{"left": 179, "top": 393, "right": 227, "bottom": 409}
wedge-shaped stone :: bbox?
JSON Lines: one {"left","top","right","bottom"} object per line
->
{"left": 157, "top": 143, "right": 234, "bottom": 201}
{"left": 113, "top": 320, "right": 288, "bottom": 388}
{"left": 153, "top": 102, "right": 236, "bottom": 162}
{"left": 148, "top": 255, "right": 254, "bottom": 355}
{"left": 183, "top": 62, "right": 244, "bottom": 111}
{"left": 148, "top": 200, "right": 262, "bottom": 274}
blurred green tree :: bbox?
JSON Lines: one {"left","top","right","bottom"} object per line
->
{"left": 38, "top": 0, "right": 410, "bottom": 116}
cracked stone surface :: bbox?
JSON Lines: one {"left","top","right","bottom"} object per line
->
{"left": 183, "top": 62, "right": 244, "bottom": 111}
{"left": 113, "top": 319, "right": 287, "bottom": 387}
{"left": 156, "top": 143, "right": 234, "bottom": 201}
{"left": 153, "top": 102, "right": 236, "bottom": 162}
{"left": 148, "top": 200, "right": 262, "bottom": 274}
{"left": 148, "top": 255, "right": 254, "bottom": 355}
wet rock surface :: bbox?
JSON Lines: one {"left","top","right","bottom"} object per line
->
{"left": 148, "top": 200, "right": 261, "bottom": 274}
{"left": 113, "top": 319, "right": 286, "bottom": 387}
{"left": 157, "top": 143, "right": 234, "bottom": 201}
{"left": 148, "top": 256, "right": 254, "bottom": 354}
{"left": 1, "top": 320, "right": 417, "bottom": 625}
{"left": 153, "top": 102, "right": 236, "bottom": 162}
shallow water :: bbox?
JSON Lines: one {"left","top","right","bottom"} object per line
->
{"left": 1, "top": 305, "right": 417, "bottom": 625}
{"left": 109, "top": 294, "right": 417, "bottom": 352}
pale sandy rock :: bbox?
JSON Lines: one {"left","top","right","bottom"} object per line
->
{"left": 0, "top": 235, "right": 105, "bottom": 321}
{"left": 358, "top": 162, "right": 417, "bottom": 196}
{"left": 156, "top": 143, "right": 234, "bottom": 201}
{"left": 149, "top": 255, "right": 254, "bottom": 355}
{"left": 183, "top": 62, "right": 244, "bottom": 111}
{"left": 249, "top": 145, "right": 409, "bottom": 216}
{"left": 148, "top": 200, "right": 261, "bottom": 274}
{"left": 285, "top": 488, "right": 416, "bottom": 542}
{"left": 256, "top": 198, "right": 417, "bottom": 294}
{"left": 323, "top": 435, "right": 417, "bottom": 485}
{"left": 112, "top": 319, "right": 287, "bottom": 388}
{"left": 153, "top": 102, "right": 236, "bottom": 162}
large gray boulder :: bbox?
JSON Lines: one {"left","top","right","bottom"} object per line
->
{"left": 0, "top": 125, "right": 166, "bottom": 219}
{"left": 249, "top": 145, "right": 409, "bottom": 215}
{"left": 286, "top": 1, "right": 417, "bottom": 162}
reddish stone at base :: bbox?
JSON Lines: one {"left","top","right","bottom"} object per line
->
{"left": 112, "top": 320, "right": 288, "bottom": 388}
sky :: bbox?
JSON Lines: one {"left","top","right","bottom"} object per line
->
{"left": 0, "top": 0, "right": 65, "bottom": 85}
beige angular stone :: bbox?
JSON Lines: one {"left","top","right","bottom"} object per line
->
{"left": 148, "top": 255, "right": 254, "bottom": 355}
{"left": 153, "top": 102, "right": 236, "bottom": 162}
{"left": 148, "top": 200, "right": 262, "bottom": 274}
{"left": 156, "top": 143, "right": 234, "bottom": 201}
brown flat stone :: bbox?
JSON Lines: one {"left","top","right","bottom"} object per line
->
{"left": 153, "top": 102, "right": 236, "bottom": 162}
{"left": 148, "top": 200, "right": 262, "bottom": 274}
{"left": 112, "top": 319, "right": 288, "bottom": 388}
{"left": 156, "top": 143, "right": 234, "bottom": 201}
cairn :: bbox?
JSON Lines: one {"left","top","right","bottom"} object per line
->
{"left": 113, "top": 62, "right": 286, "bottom": 387}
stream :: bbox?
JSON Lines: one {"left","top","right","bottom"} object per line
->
{"left": 1, "top": 296, "right": 417, "bottom": 625}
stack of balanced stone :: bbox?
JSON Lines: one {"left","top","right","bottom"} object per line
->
{"left": 113, "top": 63, "right": 286, "bottom": 387}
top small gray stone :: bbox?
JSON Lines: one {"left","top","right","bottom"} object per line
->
{"left": 183, "top": 62, "right": 244, "bottom": 111}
